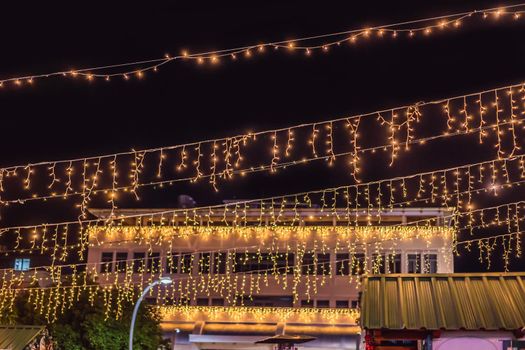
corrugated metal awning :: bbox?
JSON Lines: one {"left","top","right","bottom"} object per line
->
{"left": 0, "top": 325, "right": 45, "bottom": 350}
{"left": 361, "top": 272, "right": 525, "bottom": 331}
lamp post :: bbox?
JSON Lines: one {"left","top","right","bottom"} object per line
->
{"left": 129, "top": 276, "right": 173, "bottom": 350}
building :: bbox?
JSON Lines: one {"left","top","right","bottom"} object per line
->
{"left": 0, "top": 246, "right": 55, "bottom": 288}
{"left": 360, "top": 273, "right": 525, "bottom": 350}
{"left": 0, "top": 325, "right": 53, "bottom": 350}
{"left": 87, "top": 206, "right": 454, "bottom": 350}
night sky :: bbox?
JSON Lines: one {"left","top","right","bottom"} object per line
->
{"left": 1, "top": 1, "right": 525, "bottom": 272}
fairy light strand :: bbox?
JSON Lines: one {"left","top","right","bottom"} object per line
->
{"left": 1, "top": 151, "right": 524, "bottom": 252}
{"left": 0, "top": 4, "right": 524, "bottom": 87}
{"left": 1, "top": 81, "right": 524, "bottom": 207}
{"left": 0, "top": 218, "right": 520, "bottom": 321}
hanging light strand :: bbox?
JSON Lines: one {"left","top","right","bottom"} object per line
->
{"left": 0, "top": 219, "right": 521, "bottom": 322}
{"left": 2, "top": 151, "right": 525, "bottom": 256}
{"left": 0, "top": 4, "right": 524, "bottom": 88}
{"left": 1, "top": 81, "right": 524, "bottom": 207}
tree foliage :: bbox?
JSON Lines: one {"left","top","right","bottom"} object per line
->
{"left": 1, "top": 287, "right": 165, "bottom": 350}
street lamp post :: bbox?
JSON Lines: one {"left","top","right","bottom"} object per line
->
{"left": 129, "top": 276, "right": 173, "bottom": 350}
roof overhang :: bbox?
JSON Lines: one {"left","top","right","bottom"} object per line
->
{"left": 361, "top": 273, "right": 525, "bottom": 333}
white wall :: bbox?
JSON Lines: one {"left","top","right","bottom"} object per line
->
{"left": 433, "top": 331, "right": 520, "bottom": 350}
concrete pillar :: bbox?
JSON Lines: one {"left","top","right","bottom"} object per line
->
{"left": 193, "top": 321, "right": 205, "bottom": 335}
{"left": 276, "top": 322, "right": 286, "bottom": 335}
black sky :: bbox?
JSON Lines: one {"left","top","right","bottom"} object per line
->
{"left": 1, "top": 1, "right": 525, "bottom": 272}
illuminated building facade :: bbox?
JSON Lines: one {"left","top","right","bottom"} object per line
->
{"left": 87, "top": 207, "right": 454, "bottom": 350}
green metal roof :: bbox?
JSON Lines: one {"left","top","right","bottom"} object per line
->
{"left": 361, "top": 272, "right": 525, "bottom": 331}
{"left": 0, "top": 325, "right": 45, "bottom": 350}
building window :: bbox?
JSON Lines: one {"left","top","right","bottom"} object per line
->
{"left": 278, "top": 253, "right": 294, "bottom": 274}
{"left": 244, "top": 296, "right": 293, "bottom": 307}
{"left": 373, "top": 254, "right": 402, "bottom": 274}
{"left": 386, "top": 253, "right": 402, "bottom": 273}
{"left": 234, "top": 253, "right": 293, "bottom": 274}
{"left": 302, "top": 253, "right": 330, "bottom": 275}
{"left": 196, "top": 298, "right": 208, "bottom": 306}
{"left": 166, "top": 253, "right": 180, "bottom": 274}
{"left": 372, "top": 254, "right": 385, "bottom": 274}
{"left": 178, "top": 297, "right": 191, "bottom": 306}
{"left": 199, "top": 253, "right": 211, "bottom": 274}
{"left": 351, "top": 253, "right": 366, "bottom": 275}
{"left": 234, "top": 252, "right": 251, "bottom": 272}
{"left": 301, "top": 299, "right": 314, "bottom": 307}
{"left": 336, "top": 300, "right": 349, "bottom": 308}
{"left": 351, "top": 300, "right": 359, "bottom": 308}
{"left": 147, "top": 252, "right": 161, "bottom": 273}
{"left": 115, "top": 252, "right": 128, "bottom": 272}
{"left": 14, "top": 258, "right": 30, "bottom": 271}
{"left": 336, "top": 253, "right": 349, "bottom": 275}
{"left": 407, "top": 254, "right": 421, "bottom": 273}
{"left": 180, "top": 253, "right": 193, "bottom": 274}
{"left": 316, "top": 300, "right": 330, "bottom": 308}
{"left": 100, "top": 252, "right": 113, "bottom": 273}
{"left": 214, "top": 252, "right": 226, "bottom": 274}
{"left": 423, "top": 254, "right": 438, "bottom": 273}
{"left": 302, "top": 253, "right": 314, "bottom": 275}
{"left": 317, "top": 253, "right": 330, "bottom": 275}
{"left": 133, "top": 252, "right": 146, "bottom": 273}
{"left": 211, "top": 298, "right": 224, "bottom": 306}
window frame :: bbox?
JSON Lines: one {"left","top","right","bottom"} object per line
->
{"left": 423, "top": 253, "right": 438, "bottom": 273}
{"left": 115, "top": 252, "right": 128, "bottom": 273}
{"left": 407, "top": 253, "right": 422, "bottom": 274}
{"left": 336, "top": 253, "right": 350, "bottom": 275}
{"left": 14, "top": 258, "right": 30, "bottom": 271}
{"left": 100, "top": 252, "right": 114, "bottom": 273}
{"left": 133, "top": 252, "right": 146, "bottom": 273}
{"left": 147, "top": 252, "right": 161, "bottom": 273}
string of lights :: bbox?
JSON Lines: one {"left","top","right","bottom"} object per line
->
{"left": 2, "top": 115, "right": 521, "bottom": 208}
{"left": 2, "top": 150, "right": 525, "bottom": 259}
{"left": 2, "top": 191, "right": 522, "bottom": 279}
{"left": 1, "top": 138, "right": 520, "bottom": 320}
{"left": 0, "top": 218, "right": 521, "bottom": 322}
{"left": 157, "top": 305, "right": 360, "bottom": 323}
{"left": 1, "top": 80, "right": 524, "bottom": 215}
{"left": 2, "top": 162, "right": 525, "bottom": 270}
{"left": 2, "top": 175, "right": 523, "bottom": 266}
{"left": 0, "top": 4, "right": 524, "bottom": 88}
{"left": 0, "top": 219, "right": 515, "bottom": 287}
{"left": 5, "top": 169, "right": 525, "bottom": 283}
{"left": 2, "top": 1, "right": 524, "bottom": 327}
